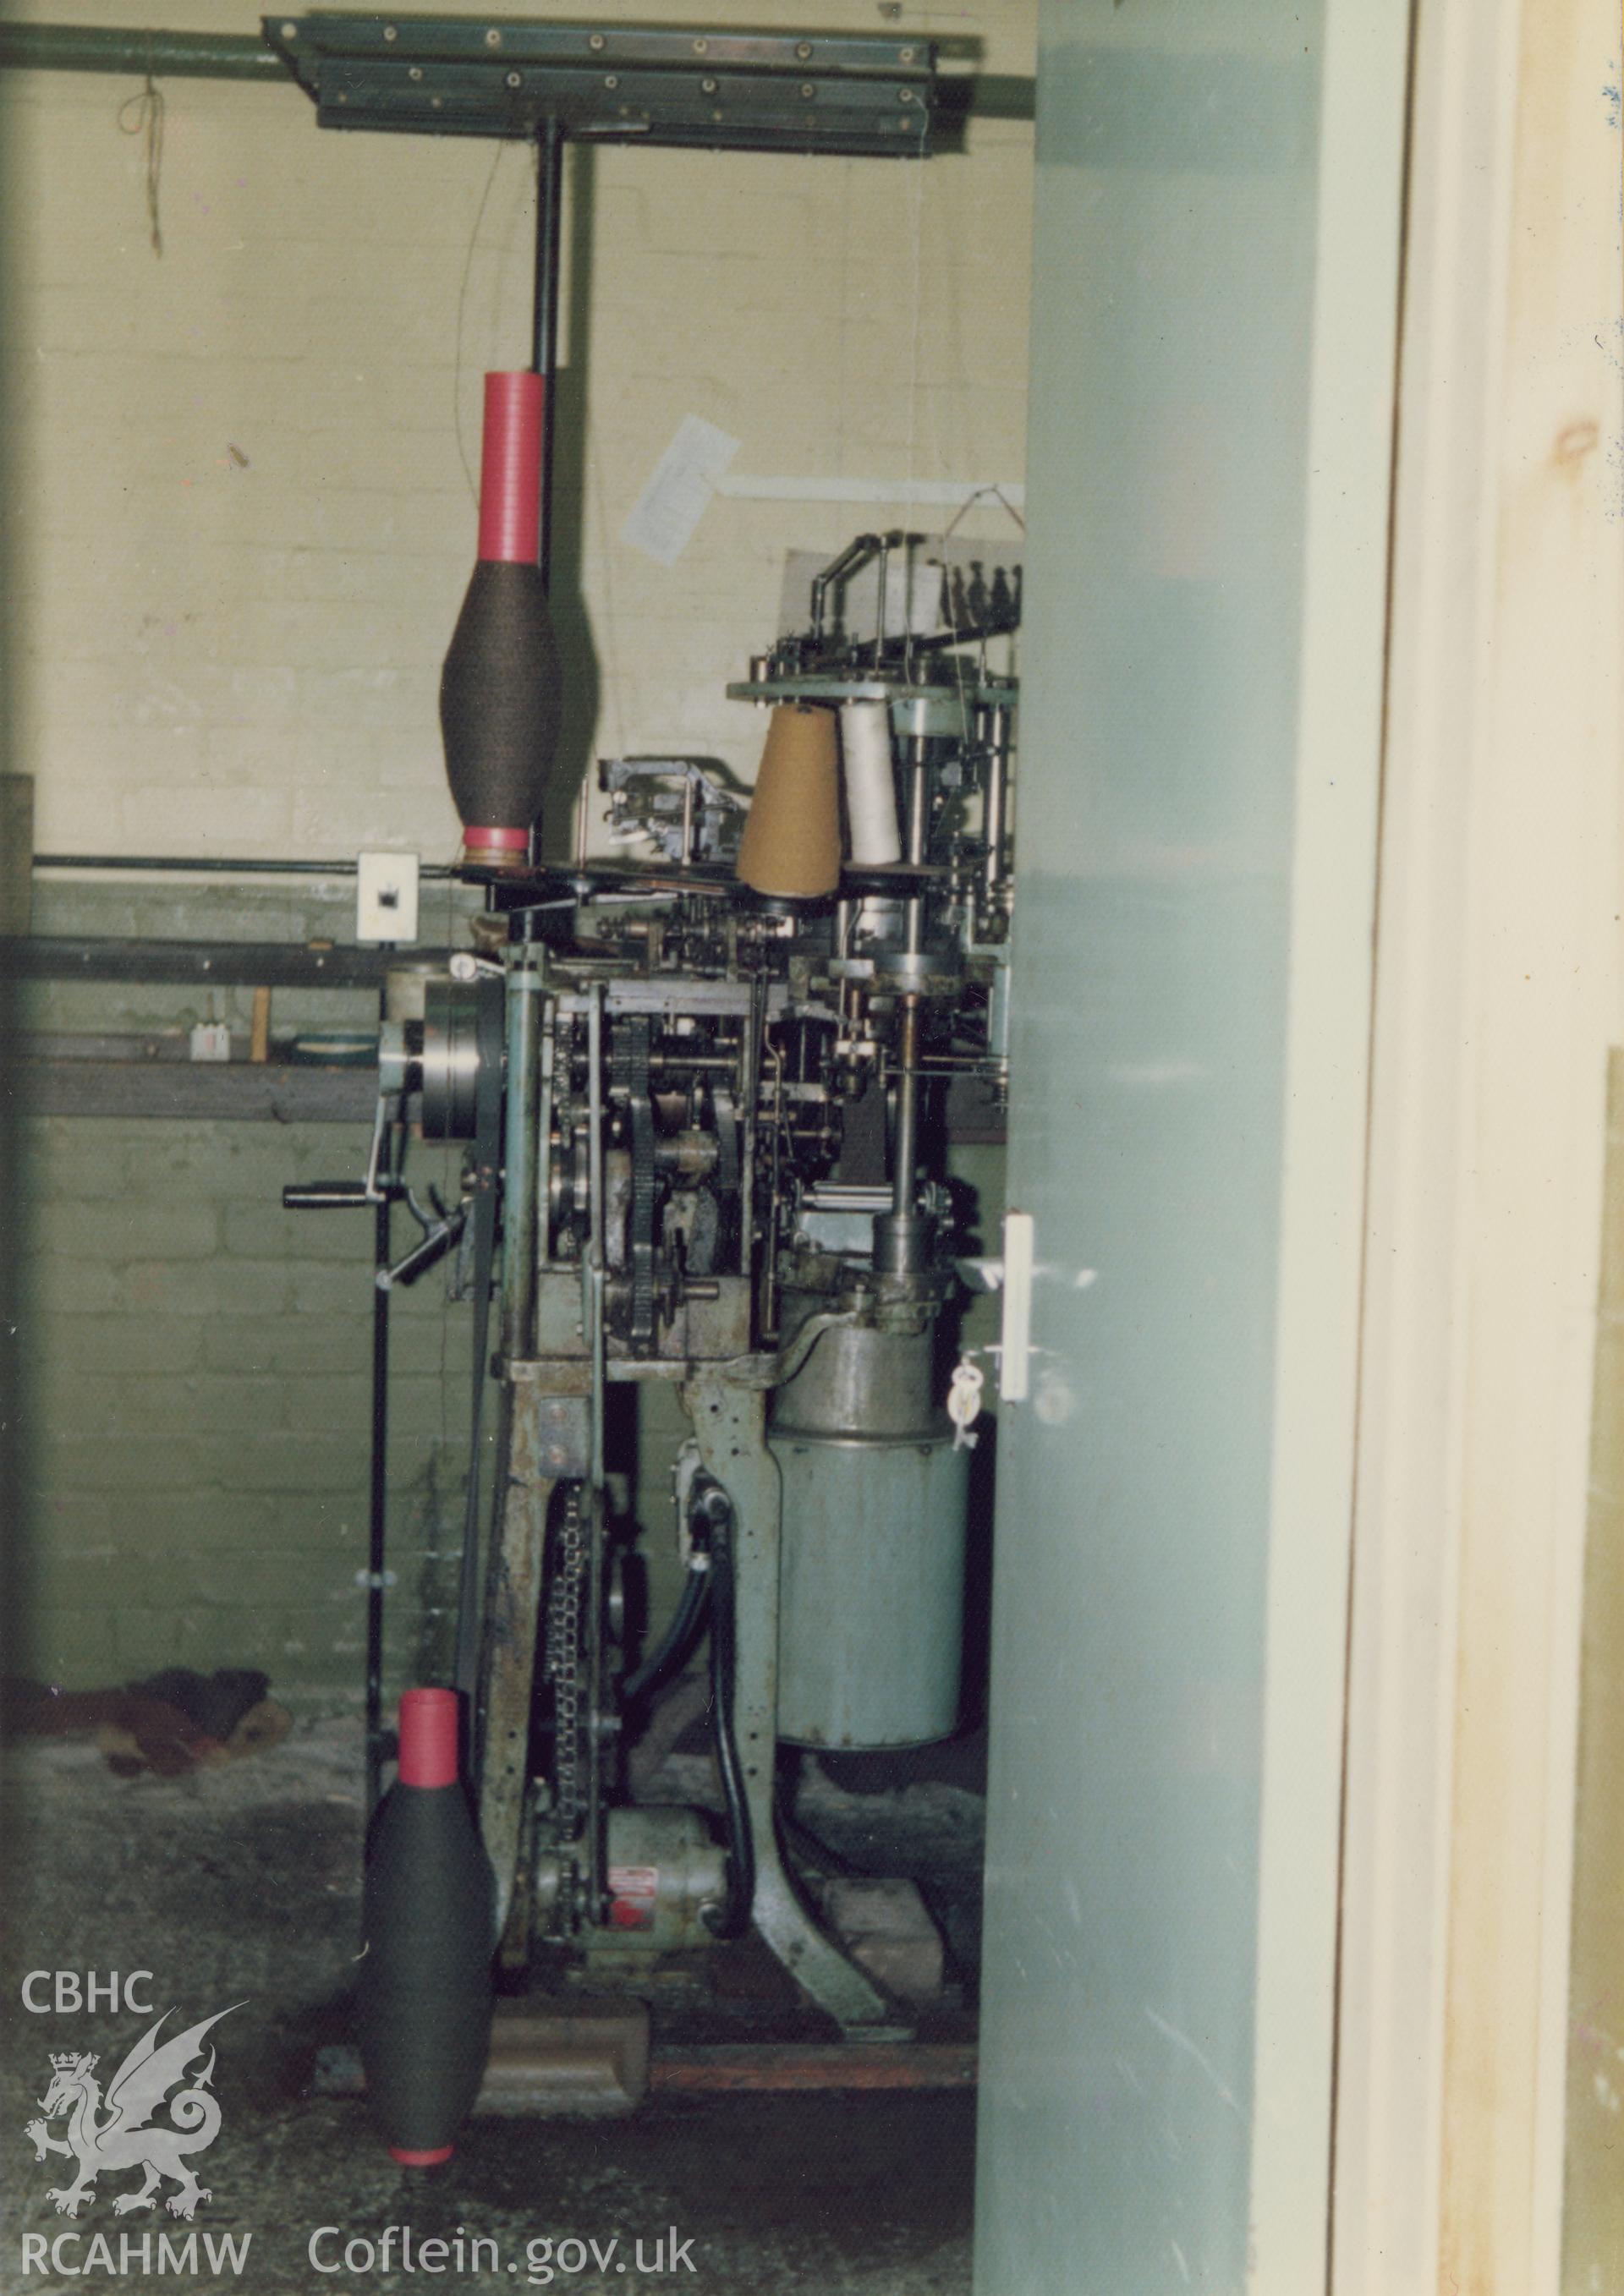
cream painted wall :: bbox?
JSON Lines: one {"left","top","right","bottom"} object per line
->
{"left": 0, "top": 0, "right": 1034, "bottom": 867}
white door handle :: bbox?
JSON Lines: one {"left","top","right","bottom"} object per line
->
{"left": 1000, "top": 1209, "right": 1034, "bottom": 1404}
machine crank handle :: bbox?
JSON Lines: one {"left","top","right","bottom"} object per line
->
{"left": 378, "top": 1208, "right": 467, "bottom": 1292}
{"left": 283, "top": 1093, "right": 402, "bottom": 1214}
{"left": 283, "top": 1181, "right": 374, "bottom": 1210}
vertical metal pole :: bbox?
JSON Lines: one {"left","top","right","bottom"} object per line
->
{"left": 981, "top": 703, "right": 1008, "bottom": 907}
{"left": 501, "top": 957, "right": 542, "bottom": 1362}
{"left": 365, "top": 1167, "right": 391, "bottom": 1818}
{"left": 872, "top": 533, "right": 892, "bottom": 669}
{"left": 739, "top": 973, "right": 764, "bottom": 1285}
{"left": 892, "top": 735, "right": 930, "bottom": 1219}
{"left": 892, "top": 996, "right": 922, "bottom": 1219}
{"left": 535, "top": 999, "right": 556, "bottom": 1291}
{"left": 584, "top": 983, "right": 607, "bottom": 1916}
{"left": 531, "top": 117, "right": 565, "bottom": 596}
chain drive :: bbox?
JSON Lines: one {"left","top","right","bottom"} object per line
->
{"left": 544, "top": 1481, "right": 588, "bottom": 1839}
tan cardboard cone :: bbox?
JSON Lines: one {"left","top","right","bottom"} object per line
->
{"left": 735, "top": 706, "right": 842, "bottom": 899}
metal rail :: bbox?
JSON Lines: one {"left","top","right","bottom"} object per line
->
{"left": 31, "top": 852, "right": 458, "bottom": 880}
{"left": 0, "top": 24, "right": 283, "bottom": 79}
{"left": 0, "top": 22, "right": 1033, "bottom": 133}
{"left": 0, "top": 936, "right": 436, "bottom": 987}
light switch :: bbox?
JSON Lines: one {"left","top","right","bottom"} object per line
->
{"left": 356, "top": 851, "right": 420, "bottom": 945}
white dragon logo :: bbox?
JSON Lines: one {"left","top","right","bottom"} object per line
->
{"left": 24, "top": 2006, "right": 239, "bottom": 2221}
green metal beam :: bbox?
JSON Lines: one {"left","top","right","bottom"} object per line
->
{"left": 0, "top": 18, "right": 1034, "bottom": 125}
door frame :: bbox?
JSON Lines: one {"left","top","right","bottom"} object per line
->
{"left": 1330, "top": 1, "right": 1624, "bottom": 2289}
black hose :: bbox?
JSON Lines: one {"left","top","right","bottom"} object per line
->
{"left": 621, "top": 1564, "right": 710, "bottom": 1707}
{"left": 702, "top": 1506, "right": 754, "bottom": 1940}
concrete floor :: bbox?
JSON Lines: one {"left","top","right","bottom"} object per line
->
{"left": 0, "top": 1723, "right": 978, "bottom": 2294}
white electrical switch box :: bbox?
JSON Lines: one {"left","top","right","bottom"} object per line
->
{"left": 356, "top": 851, "right": 420, "bottom": 945}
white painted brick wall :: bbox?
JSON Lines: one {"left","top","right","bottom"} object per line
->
{"left": 3, "top": 0, "right": 1035, "bottom": 866}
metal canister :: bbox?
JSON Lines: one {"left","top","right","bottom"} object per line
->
{"left": 770, "top": 1302, "right": 969, "bottom": 1749}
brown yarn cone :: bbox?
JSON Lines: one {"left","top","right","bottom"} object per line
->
{"left": 735, "top": 706, "right": 842, "bottom": 900}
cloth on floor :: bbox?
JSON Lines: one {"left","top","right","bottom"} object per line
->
{"left": 2, "top": 1668, "right": 293, "bottom": 1778}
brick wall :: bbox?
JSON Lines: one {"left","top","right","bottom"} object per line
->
{"left": 14, "top": 884, "right": 479, "bottom": 1696}
{"left": 18, "top": 1108, "right": 472, "bottom": 1694}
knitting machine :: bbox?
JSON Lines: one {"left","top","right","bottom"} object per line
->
{"left": 295, "top": 534, "right": 1016, "bottom": 2039}
{"left": 416, "top": 547, "right": 1012, "bottom": 2034}
{"left": 270, "top": 13, "right": 1018, "bottom": 2061}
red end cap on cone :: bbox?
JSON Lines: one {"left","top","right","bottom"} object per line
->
{"left": 390, "top": 2145, "right": 454, "bottom": 2167}
{"left": 476, "top": 371, "right": 543, "bottom": 565}
{"left": 397, "top": 1688, "right": 459, "bottom": 1789}
{"left": 461, "top": 825, "right": 529, "bottom": 858}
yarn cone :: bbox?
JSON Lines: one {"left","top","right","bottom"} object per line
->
{"left": 735, "top": 705, "right": 842, "bottom": 900}
{"left": 440, "top": 372, "right": 562, "bottom": 864}
{"left": 357, "top": 1688, "right": 496, "bottom": 2164}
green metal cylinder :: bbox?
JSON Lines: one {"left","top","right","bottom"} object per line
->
{"left": 770, "top": 1302, "right": 969, "bottom": 1749}
{"left": 771, "top": 1304, "right": 974, "bottom": 1745}
{"left": 771, "top": 1419, "right": 969, "bottom": 1751}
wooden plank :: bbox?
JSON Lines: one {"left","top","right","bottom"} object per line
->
{"left": 647, "top": 2042, "right": 977, "bottom": 2093}
{"left": 314, "top": 2033, "right": 975, "bottom": 2106}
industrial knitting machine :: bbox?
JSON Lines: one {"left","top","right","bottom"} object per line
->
{"left": 271, "top": 12, "right": 1018, "bottom": 2109}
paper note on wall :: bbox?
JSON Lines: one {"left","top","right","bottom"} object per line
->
{"left": 622, "top": 416, "right": 740, "bottom": 566}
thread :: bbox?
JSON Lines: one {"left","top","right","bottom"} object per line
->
{"left": 476, "top": 372, "right": 543, "bottom": 564}
{"left": 839, "top": 702, "right": 902, "bottom": 865}
{"left": 398, "top": 1688, "right": 458, "bottom": 1788}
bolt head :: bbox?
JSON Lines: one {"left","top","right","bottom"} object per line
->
{"left": 589, "top": 30, "right": 605, "bottom": 49}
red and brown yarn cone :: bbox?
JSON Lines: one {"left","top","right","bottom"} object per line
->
{"left": 357, "top": 1689, "right": 495, "bottom": 2164}
{"left": 440, "top": 373, "right": 562, "bottom": 865}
